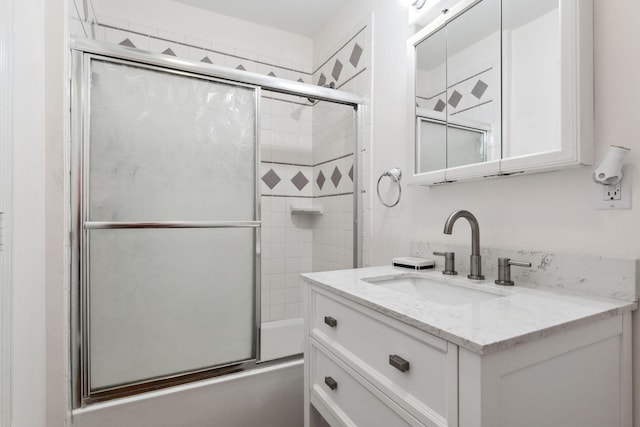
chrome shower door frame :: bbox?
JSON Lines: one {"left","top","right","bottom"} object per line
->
{"left": 71, "top": 49, "right": 263, "bottom": 407}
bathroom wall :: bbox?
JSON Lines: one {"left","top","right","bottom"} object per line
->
{"left": 316, "top": 0, "right": 640, "bottom": 425}
{"left": 7, "top": 0, "right": 639, "bottom": 426}
{"left": 4, "top": 0, "right": 55, "bottom": 425}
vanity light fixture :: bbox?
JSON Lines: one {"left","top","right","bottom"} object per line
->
{"left": 401, "top": 0, "right": 427, "bottom": 9}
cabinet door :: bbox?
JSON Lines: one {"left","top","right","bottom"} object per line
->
{"left": 499, "top": 0, "right": 593, "bottom": 174}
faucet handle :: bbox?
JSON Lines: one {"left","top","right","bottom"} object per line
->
{"left": 495, "top": 258, "right": 532, "bottom": 286}
{"left": 433, "top": 251, "right": 458, "bottom": 276}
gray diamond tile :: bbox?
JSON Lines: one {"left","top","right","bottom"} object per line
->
{"left": 268, "top": 71, "right": 277, "bottom": 77}
{"left": 162, "top": 48, "right": 176, "bottom": 56}
{"left": 348, "top": 165, "right": 353, "bottom": 182}
{"left": 201, "top": 56, "right": 213, "bottom": 64}
{"left": 297, "top": 77, "right": 305, "bottom": 83}
{"left": 448, "top": 90, "right": 462, "bottom": 108}
{"left": 434, "top": 99, "right": 446, "bottom": 112}
{"left": 331, "top": 167, "right": 342, "bottom": 188}
{"left": 317, "top": 171, "right": 326, "bottom": 190}
{"left": 317, "top": 73, "right": 327, "bottom": 86}
{"left": 331, "top": 60, "right": 343, "bottom": 82}
{"left": 471, "top": 80, "right": 488, "bottom": 99}
{"left": 262, "top": 169, "right": 281, "bottom": 190}
{"left": 349, "top": 43, "right": 363, "bottom": 68}
{"left": 291, "top": 171, "right": 309, "bottom": 191}
{"left": 119, "top": 38, "right": 136, "bottom": 48}
{"left": 236, "top": 64, "right": 246, "bottom": 71}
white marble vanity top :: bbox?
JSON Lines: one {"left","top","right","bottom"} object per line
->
{"left": 301, "top": 266, "right": 637, "bottom": 355}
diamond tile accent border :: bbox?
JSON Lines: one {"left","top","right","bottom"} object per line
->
{"left": 331, "top": 60, "right": 343, "bottom": 82}
{"left": 313, "top": 25, "right": 367, "bottom": 93}
{"left": 312, "top": 157, "right": 355, "bottom": 197}
{"left": 349, "top": 43, "right": 363, "bottom": 68}
{"left": 96, "top": 23, "right": 315, "bottom": 87}
{"left": 201, "top": 56, "right": 213, "bottom": 64}
{"left": 317, "top": 171, "right": 326, "bottom": 190}
{"left": 471, "top": 80, "right": 488, "bottom": 99}
{"left": 434, "top": 99, "right": 446, "bottom": 112}
{"left": 330, "top": 167, "right": 342, "bottom": 188}
{"left": 119, "top": 38, "right": 136, "bottom": 48}
{"left": 448, "top": 90, "right": 462, "bottom": 108}
{"left": 291, "top": 171, "right": 309, "bottom": 191}
{"left": 262, "top": 169, "right": 281, "bottom": 190}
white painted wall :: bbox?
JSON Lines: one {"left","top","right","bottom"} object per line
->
{"left": 316, "top": 0, "right": 640, "bottom": 424}
{"left": 10, "top": 0, "right": 48, "bottom": 426}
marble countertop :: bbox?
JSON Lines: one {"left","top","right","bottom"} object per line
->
{"left": 301, "top": 266, "right": 637, "bottom": 355}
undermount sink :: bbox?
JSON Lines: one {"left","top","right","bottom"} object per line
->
{"left": 362, "top": 274, "right": 508, "bottom": 306}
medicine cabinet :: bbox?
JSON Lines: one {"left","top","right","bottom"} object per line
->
{"left": 408, "top": 0, "right": 593, "bottom": 185}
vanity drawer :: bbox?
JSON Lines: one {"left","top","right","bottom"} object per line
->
{"left": 309, "top": 340, "right": 421, "bottom": 427}
{"left": 310, "top": 289, "right": 455, "bottom": 426}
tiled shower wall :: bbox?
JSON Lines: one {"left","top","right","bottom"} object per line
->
{"left": 69, "top": 3, "right": 370, "bottom": 323}
{"left": 312, "top": 24, "right": 371, "bottom": 272}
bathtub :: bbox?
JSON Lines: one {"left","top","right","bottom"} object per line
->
{"left": 260, "top": 317, "right": 304, "bottom": 361}
{"left": 71, "top": 319, "right": 305, "bottom": 427}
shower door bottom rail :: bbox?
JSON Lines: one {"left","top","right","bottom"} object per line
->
{"left": 84, "top": 220, "right": 261, "bottom": 229}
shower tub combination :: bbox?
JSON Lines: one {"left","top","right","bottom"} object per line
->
{"left": 69, "top": 39, "right": 362, "bottom": 426}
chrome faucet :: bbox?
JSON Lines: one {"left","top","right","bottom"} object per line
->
{"left": 443, "top": 210, "right": 484, "bottom": 280}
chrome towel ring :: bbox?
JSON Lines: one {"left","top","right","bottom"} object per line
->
{"left": 377, "top": 167, "right": 402, "bottom": 207}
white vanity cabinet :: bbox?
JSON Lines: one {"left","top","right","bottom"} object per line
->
{"left": 303, "top": 279, "right": 633, "bottom": 427}
{"left": 305, "top": 288, "right": 458, "bottom": 427}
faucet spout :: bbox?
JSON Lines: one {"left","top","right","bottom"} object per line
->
{"left": 443, "top": 210, "right": 484, "bottom": 280}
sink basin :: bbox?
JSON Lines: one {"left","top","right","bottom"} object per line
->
{"left": 362, "top": 274, "right": 507, "bottom": 306}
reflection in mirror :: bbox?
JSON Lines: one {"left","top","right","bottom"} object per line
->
{"left": 415, "top": 28, "right": 446, "bottom": 174}
{"left": 502, "top": 0, "right": 560, "bottom": 158}
{"left": 414, "top": 0, "right": 501, "bottom": 175}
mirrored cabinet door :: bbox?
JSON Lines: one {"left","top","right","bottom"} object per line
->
{"left": 408, "top": 0, "right": 593, "bottom": 185}
{"left": 444, "top": 0, "right": 501, "bottom": 180}
{"left": 415, "top": 27, "right": 447, "bottom": 178}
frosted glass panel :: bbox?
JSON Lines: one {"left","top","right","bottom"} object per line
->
{"left": 88, "top": 59, "right": 257, "bottom": 221}
{"left": 88, "top": 228, "right": 256, "bottom": 390}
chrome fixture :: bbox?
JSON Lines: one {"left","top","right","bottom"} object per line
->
{"left": 592, "top": 145, "right": 631, "bottom": 185}
{"left": 409, "top": 0, "right": 427, "bottom": 9}
{"left": 443, "top": 210, "right": 484, "bottom": 280}
{"left": 377, "top": 167, "right": 402, "bottom": 207}
{"left": 495, "top": 258, "right": 531, "bottom": 286}
{"left": 307, "top": 82, "right": 335, "bottom": 104}
{"left": 433, "top": 251, "right": 457, "bottom": 275}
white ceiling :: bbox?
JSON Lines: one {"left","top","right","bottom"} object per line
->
{"left": 173, "top": 0, "right": 351, "bottom": 37}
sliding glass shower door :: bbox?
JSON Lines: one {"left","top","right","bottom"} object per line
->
{"left": 75, "top": 56, "right": 260, "bottom": 402}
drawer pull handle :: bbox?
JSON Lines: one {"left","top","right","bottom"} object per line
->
{"left": 389, "top": 354, "right": 410, "bottom": 372}
{"left": 324, "top": 376, "right": 338, "bottom": 390}
{"left": 324, "top": 316, "right": 338, "bottom": 327}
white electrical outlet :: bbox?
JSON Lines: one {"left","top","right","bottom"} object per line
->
{"left": 596, "top": 177, "right": 631, "bottom": 209}
{"left": 604, "top": 184, "right": 621, "bottom": 201}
